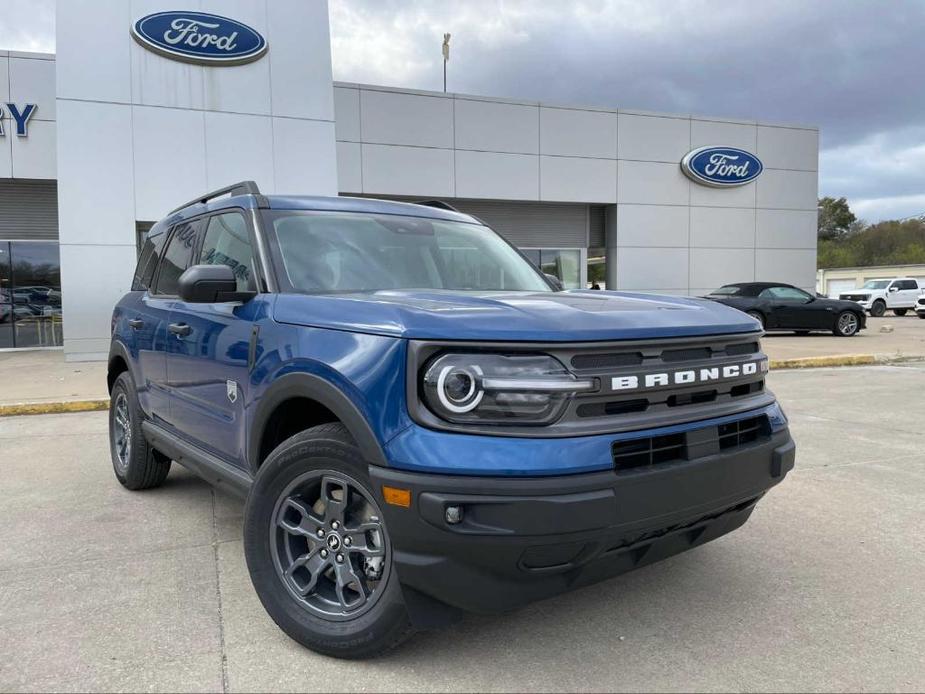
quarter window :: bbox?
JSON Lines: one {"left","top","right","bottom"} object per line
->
{"left": 132, "top": 232, "right": 164, "bottom": 291}
{"left": 199, "top": 213, "right": 255, "bottom": 292}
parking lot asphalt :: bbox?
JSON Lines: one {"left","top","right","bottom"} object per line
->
{"left": 0, "top": 365, "right": 923, "bottom": 693}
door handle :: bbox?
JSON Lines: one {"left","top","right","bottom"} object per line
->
{"left": 128, "top": 319, "right": 144, "bottom": 330}
{"left": 168, "top": 322, "right": 191, "bottom": 337}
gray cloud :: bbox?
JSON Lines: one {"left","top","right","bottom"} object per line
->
{"left": 2, "top": 1, "right": 924, "bottom": 222}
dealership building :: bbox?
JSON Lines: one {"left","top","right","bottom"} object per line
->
{"left": 0, "top": 1, "right": 819, "bottom": 360}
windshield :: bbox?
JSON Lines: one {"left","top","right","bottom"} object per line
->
{"left": 861, "top": 280, "right": 889, "bottom": 289}
{"left": 266, "top": 211, "right": 552, "bottom": 293}
{"left": 710, "top": 285, "right": 743, "bottom": 296}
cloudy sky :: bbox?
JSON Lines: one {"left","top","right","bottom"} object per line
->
{"left": 2, "top": 0, "right": 924, "bottom": 222}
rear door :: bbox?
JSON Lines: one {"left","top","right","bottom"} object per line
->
{"left": 124, "top": 229, "right": 171, "bottom": 419}
{"left": 894, "top": 279, "right": 919, "bottom": 307}
{"left": 165, "top": 210, "right": 260, "bottom": 468}
{"left": 146, "top": 218, "right": 203, "bottom": 430}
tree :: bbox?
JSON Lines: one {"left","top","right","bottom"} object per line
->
{"left": 817, "top": 196, "right": 857, "bottom": 240}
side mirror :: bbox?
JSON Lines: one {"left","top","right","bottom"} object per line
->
{"left": 178, "top": 264, "right": 254, "bottom": 303}
{"left": 544, "top": 273, "right": 564, "bottom": 291}
{"left": 888, "top": 285, "right": 899, "bottom": 292}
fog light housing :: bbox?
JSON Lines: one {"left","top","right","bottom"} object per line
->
{"left": 445, "top": 505, "right": 464, "bottom": 525}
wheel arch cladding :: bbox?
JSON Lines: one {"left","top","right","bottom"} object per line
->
{"left": 107, "top": 341, "right": 132, "bottom": 393}
{"left": 249, "top": 372, "right": 389, "bottom": 472}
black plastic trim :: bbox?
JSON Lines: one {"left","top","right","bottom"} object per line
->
{"left": 247, "top": 372, "right": 389, "bottom": 473}
{"left": 142, "top": 420, "right": 252, "bottom": 497}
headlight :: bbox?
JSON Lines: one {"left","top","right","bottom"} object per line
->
{"left": 421, "top": 353, "right": 595, "bottom": 425}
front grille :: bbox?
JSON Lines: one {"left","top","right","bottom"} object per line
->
{"left": 611, "top": 414, "right": 770, "bottom": 472}
{"left": 918, "top": 298, "right": 925, "bottom": 306}
{"left": 841, "top": 294, "right": 867, "bottom": 302}
{"left": 563, "top": 333, "right": 769, "bottom": 432}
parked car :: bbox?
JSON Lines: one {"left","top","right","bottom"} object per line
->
{"left": 706, "top": 282, "right": 866, "bottom": 336}
{"left": 839, "top": 278, "right": 924, "bottom": 317}
{"left": 107, "top": 182, "right": 794, "bottom": 658}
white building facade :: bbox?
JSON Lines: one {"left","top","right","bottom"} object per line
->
{"left": 0, "top": 0, "right": 819, "bottom": 360}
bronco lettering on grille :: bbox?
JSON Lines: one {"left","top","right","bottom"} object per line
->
{"left": 610, "top": 360, "right": 767, "bottom": 392}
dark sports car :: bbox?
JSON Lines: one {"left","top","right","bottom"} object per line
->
{"left": 705, "top": 282, "right": 866, "bottom": 336}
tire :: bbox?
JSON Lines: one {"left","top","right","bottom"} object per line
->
{"left": 746, "top": 310, "right": 765, "bottom": 329}
{"left": 244, "top": 423, "right": 412, "bottom": 659}
{"left": 833, "top": 310, "right": 861, "bottom": 337}
{"left": 108, "top": 371, "right": 171, "bottom": 490}
{"left": 893, "top": 308, "right": 907, "bottom": 316}
{"left": 919, "top": 313, "right": 925, "bottom": 320}
{"left": 869, "top": 300, "right": 886, "bottom": 317}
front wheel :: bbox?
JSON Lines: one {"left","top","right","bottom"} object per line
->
{"left": 869, "top": 300, "right": 886, "bottom": 317}
{"left": 834, "top": 311, "right": 861, "bottom": 337}
{"left": 244, "top": 423, "right": 412, "bottom": 659}
{"left": 893, "top": 308, "right": 907, "bottom": 316}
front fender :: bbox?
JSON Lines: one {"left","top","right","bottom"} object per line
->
{"left": 247, "top": 371, "right": 390, "bottom": 473}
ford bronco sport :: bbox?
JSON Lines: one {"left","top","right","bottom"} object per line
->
{"left": 107, "top": 181, "right": 795, "bottom": 658}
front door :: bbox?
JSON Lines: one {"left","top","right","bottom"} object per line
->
{"left": 165, "top": 211, "right": 260, "bottom": 468}
{"left": 760, "top": 286, "right": 819, "bottom": 329}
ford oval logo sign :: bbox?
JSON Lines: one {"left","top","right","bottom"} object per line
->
{"left": 131, "top": 11, "right": 268, "bottom": 66}
{"left": 681, "top": 146, "right": 763, "bottom": 187}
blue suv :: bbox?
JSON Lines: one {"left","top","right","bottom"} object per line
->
{"left": 108, "top": 181, "right": 795, "bottom": 658}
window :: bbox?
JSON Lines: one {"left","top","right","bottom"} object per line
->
{"left": 153, "top": 220, "right": 200, "bottom": 295}
{"left": 0, "top": 241, "right": 63, "bottom": 348}
{"left": 522, "top": 249, "right": 581, "bottom": 289}
{"left": 861, "top": 280, "right": 889, "bottom": 289}
{"left": 896, "top": 279, "right": 918, "bottom": 290}
{"left": 132, "top": 230, "right": 165, "bottom": 291}
{"left": 758, "top": 286, "right": 811, "bottom": 301}
{"left": 200, "top": 213, "right": 255, "bottom": 292}
{"left": 710, "top": 285, "right": 744, "bottom": 296}
{"left": 268, "top": 211, "right": 551, "bottom": 293}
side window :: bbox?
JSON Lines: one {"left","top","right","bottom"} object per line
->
{"left": 153, "top": 221, "right": 200, "bottom": 296}
{"left": 199, "top": 212, "right": 255, "bottom": 292}
{"left": 760, "top": 286, "right": 809, "bottom": 301}
{"left": 901, "top": 280, "right": 917, "bottom": 290}
{"left": 132, "top": 232, "right": 164, "bottom": 291}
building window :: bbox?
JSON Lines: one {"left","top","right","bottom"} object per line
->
{"left": 522, "top": 248, "right": 582, "bottom": 289}
{"left": 0, "top": 241, "right": 63, "bottom": 349}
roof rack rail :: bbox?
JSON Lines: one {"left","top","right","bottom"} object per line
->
{"left": 169, "top": 180, "right": 263, "bottom": 215}
{"left": 413, "top": 199, "right": 460, "bottom": 212}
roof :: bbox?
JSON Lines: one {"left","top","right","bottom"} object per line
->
{"left": 165, "top": 192, "right": 481, "bottom": 227}
{"left": 721, "top": 282, "right": 798, "bottom": 289}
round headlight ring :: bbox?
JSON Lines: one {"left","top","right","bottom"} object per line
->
{"left": 436, "top": 364, "right": 484, "bottom": 413}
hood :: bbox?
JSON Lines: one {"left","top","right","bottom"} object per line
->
{"left": 273, "top": 290, "right": 760, "bottom": 341}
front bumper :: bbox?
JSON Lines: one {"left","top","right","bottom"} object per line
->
{"left": 370, "top": 427, "right": 794, "bottom": 614}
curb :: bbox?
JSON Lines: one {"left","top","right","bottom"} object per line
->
{"left": 0, "top": 399, "right": 109, "bottom": 417}
{"left": 770, "top": 354, "right": 878, "bottom": 370}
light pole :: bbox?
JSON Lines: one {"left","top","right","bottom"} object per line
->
{"left": 442, "top": 33, "right": 451, "bottom": 92}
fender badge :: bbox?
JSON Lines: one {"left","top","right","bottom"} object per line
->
{"left": 226, "top": 380, "right": 238, "bottom": 404}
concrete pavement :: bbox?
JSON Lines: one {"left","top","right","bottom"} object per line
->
{"left": 0, "top": 364, "right": 923, "bottom": 692}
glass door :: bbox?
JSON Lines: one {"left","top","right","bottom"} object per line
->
{"left": 0, "top": 241, "right": 63, "bottom": 349}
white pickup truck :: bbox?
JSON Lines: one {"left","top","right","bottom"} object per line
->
{"left": 839, "top": 278, "right": 925, "bottom": 317}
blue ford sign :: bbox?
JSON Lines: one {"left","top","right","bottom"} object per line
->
{"left": 131, "top": 11, "right": 268, "bottom": 66}
{"left": 681, "top": 146, "right": 763, "bottom": 187}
